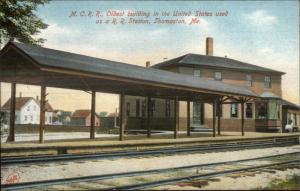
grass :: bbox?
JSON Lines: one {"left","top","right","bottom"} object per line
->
{"left": 255, "top": 175, "right": 300, "bottom": 190}
{"left": 135, "top": 177, "right": 150, "bottom": 182}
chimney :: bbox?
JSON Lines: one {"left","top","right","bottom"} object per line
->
{"left": 19, "top": 92, "right": 22, "bottom": 98}
{"left": 206, "top": 37, "right": 213, "bottom": 56}
{"left": 36, "top": 96, "right": 39, "bottom": 101}
{"left": 145, "top": 61, "right": 150, "bottom": 68}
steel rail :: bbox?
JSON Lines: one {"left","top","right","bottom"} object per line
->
{"left": 2, "top": 137, "right": 297, "bottom": 161}
{"left": 113, "top": 159, "right": 300, "bottom": 190}
{"left": 1, "top": 138, "right": 298, "bottom": 166}
{"left": 0, "top": 142, "right": 295, "bottom": 165}
{"left": 2, "top": 138, "right": 291, "bottom": 161}
{"left": 1, "top": 152, "right": 299, "bottom": 190}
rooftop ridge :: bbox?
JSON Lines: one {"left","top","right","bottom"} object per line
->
{"left": 152, "top": 53, "right": 285, "bottom": 75}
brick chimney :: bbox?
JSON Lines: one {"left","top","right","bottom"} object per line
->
{"left": 206, "top": 37, "right": 213, "bottom": 56}
{"left": 145, "top": 61, "right": 150, "bottom": 68}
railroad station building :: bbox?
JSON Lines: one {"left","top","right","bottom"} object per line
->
{"left": 0, "top": 37, "right": 299, "bottom": 143}
{"left": 125, "top": 38, "right": 299, "bottom": 133}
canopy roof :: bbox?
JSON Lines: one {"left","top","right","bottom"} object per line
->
{"left": 282, "top": 99, "right": 300, "bottom": 110}
{"left": 260, "top": 92, "right": 281, "bottom": 99}
{"left": 0, "top": 42, "right": 258, "bottom": 101}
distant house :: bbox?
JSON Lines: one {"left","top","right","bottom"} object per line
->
{"left": 71, "top": 109, "right": 100, "bottom": 127}
{"left": 100, "top": 112, "right": 119, "bottom": 128}
{"left": 1, "top": 97, "right": 54, "bottom": 125}
{"left": 53, "top": 110, "right": 72, "bottom": 125}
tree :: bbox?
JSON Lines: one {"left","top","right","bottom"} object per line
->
{"left": 0, "top": 0, "right": 48, "bottom": 46}
{"left": 99, "top": 112, "right": 108, "bottom": 117}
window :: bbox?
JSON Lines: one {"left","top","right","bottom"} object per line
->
{"left": 231, "top": 103, "right": 238, "bottom": 118}
{"left": 30, "top": 115, "right": 33, "bottom": 121}
{"left": 126, "top": 102, "right": 130, "bottom": 117}
{"left": 193, "top": 69, "right": 201, "bottom": 77}
{"left": 287, "top": 113, "right": 291, "bottom": 124}
{"left": 165, "top": 99, "right": 171, "bottom": 118}
{"left": 257, "top": 102, "right": 268, "bottom": 119}
{"left": 136, "top": 99, "right": 140, "bottom": 117}
{"left": 193, "top": 102, "right": 204, "bottom": 125}
{"left": 216, "top": 104, "right": 223, "bottom": 117}
{"left": 264, "top": 76, "right": 271, "bottom": 88}
{"left": 24, "top": 116, "right": 27, "bottom": 121}
{"left": 27, "top": 106, "right": 30, "bottom": 111}
{"left": 293, "top": 113, "right": 297, "bottom": 125}
{"left": 246, "top": 103, "right": 253, "bottom": 118}
{"left": 151, "top": 100, "right": 156, "bottom": 117}
{"left": 214, "top": 72, "right": 222, "bottom": 80}
{"left": 142, "top": 100, "right": 146, "bottom": 118}
{"left": 268, "top": 100, "right": 280, "bottom": 120}
{"left": 245, "top": 75, "right": 252, "bottom": 87}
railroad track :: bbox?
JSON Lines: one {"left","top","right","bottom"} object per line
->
{"left": 1, "top": 137, "right": 298, "bottom": 166}
{"left": 1, "top": 152, "right": 299, "bottom": 190}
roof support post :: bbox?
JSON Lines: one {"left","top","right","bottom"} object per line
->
{"left": 174, "top": 96, "right": 179, "bottom": 139}
{"left": 90, "top": 91, "right": 96, "bottom": 139}
{"left": 7, "top": 82, "right": 16, "bottom": 142}
{"left": 146, "top": 96, "right": 151, "bottom": 138}
{"left": 217, "top": 101, "right": 221, "bottom": 136}
{"left": 119, "top": 93, "right": 125, "bottom": 141}
{"left": 187, "top": 101, "right": 191, "bottom": 136}
{"left": 212, "top": 100, "right": 216, "bottom": 137}
{"left": 39, "top": 86, "right": 46, "bottom": 143}
{"left": 241, "top": 99, "right": 245, "bottom": 136}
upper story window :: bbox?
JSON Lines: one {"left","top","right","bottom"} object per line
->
{"left": 193, "top": 69, "right": 201, "bottom": 77}
{"left": 245, "top": 75, "right": 252, "bottom": 87}
{"left": 264, "top": 76, "right": 271, "bottom": 88}
{"left": 27, "top": 106, "right": 30, "bottom": 111}
{"left": 214, "top": 72, "right": 222, "bottom": 81}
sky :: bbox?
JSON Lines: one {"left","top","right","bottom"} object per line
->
{"left": 1, "top": 1, "right": 299, "bottom": 113}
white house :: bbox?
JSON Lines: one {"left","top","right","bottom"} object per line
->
{"left": 1, "top": 97, "right": 54, "bottom": 125}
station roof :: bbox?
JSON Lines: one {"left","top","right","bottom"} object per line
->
{"left": 0, "top": 42, "right": 258, "bottom": 100}
{"left": 152, "top": 53, "right": 285, "bottom": 75}
{"left": 282, "top": 99, "right": 300, "bottom": 110}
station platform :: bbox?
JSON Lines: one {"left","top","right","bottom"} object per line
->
{"left": 1, "top": 132, "right": 299, "bottom": 157}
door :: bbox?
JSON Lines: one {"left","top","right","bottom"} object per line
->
{"left": 193, "top": 102, "right": 204, "bottom": 126}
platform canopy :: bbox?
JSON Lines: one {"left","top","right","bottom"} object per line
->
{"left": 0, "top": 42, "right": 258, "bottom": 101}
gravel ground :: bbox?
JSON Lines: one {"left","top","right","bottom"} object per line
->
{"left": 1, "top": 145, "right": 299, "bottom": 185}
{"left": 153, "top": 168, "right": 300, "bottom": 190}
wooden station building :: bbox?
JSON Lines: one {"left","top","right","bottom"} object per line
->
{"left": 0, "top": 38, "right": 297, "bottom": 143}
{"left": 125, "top": 38, "right": 297, "bottom": 133}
